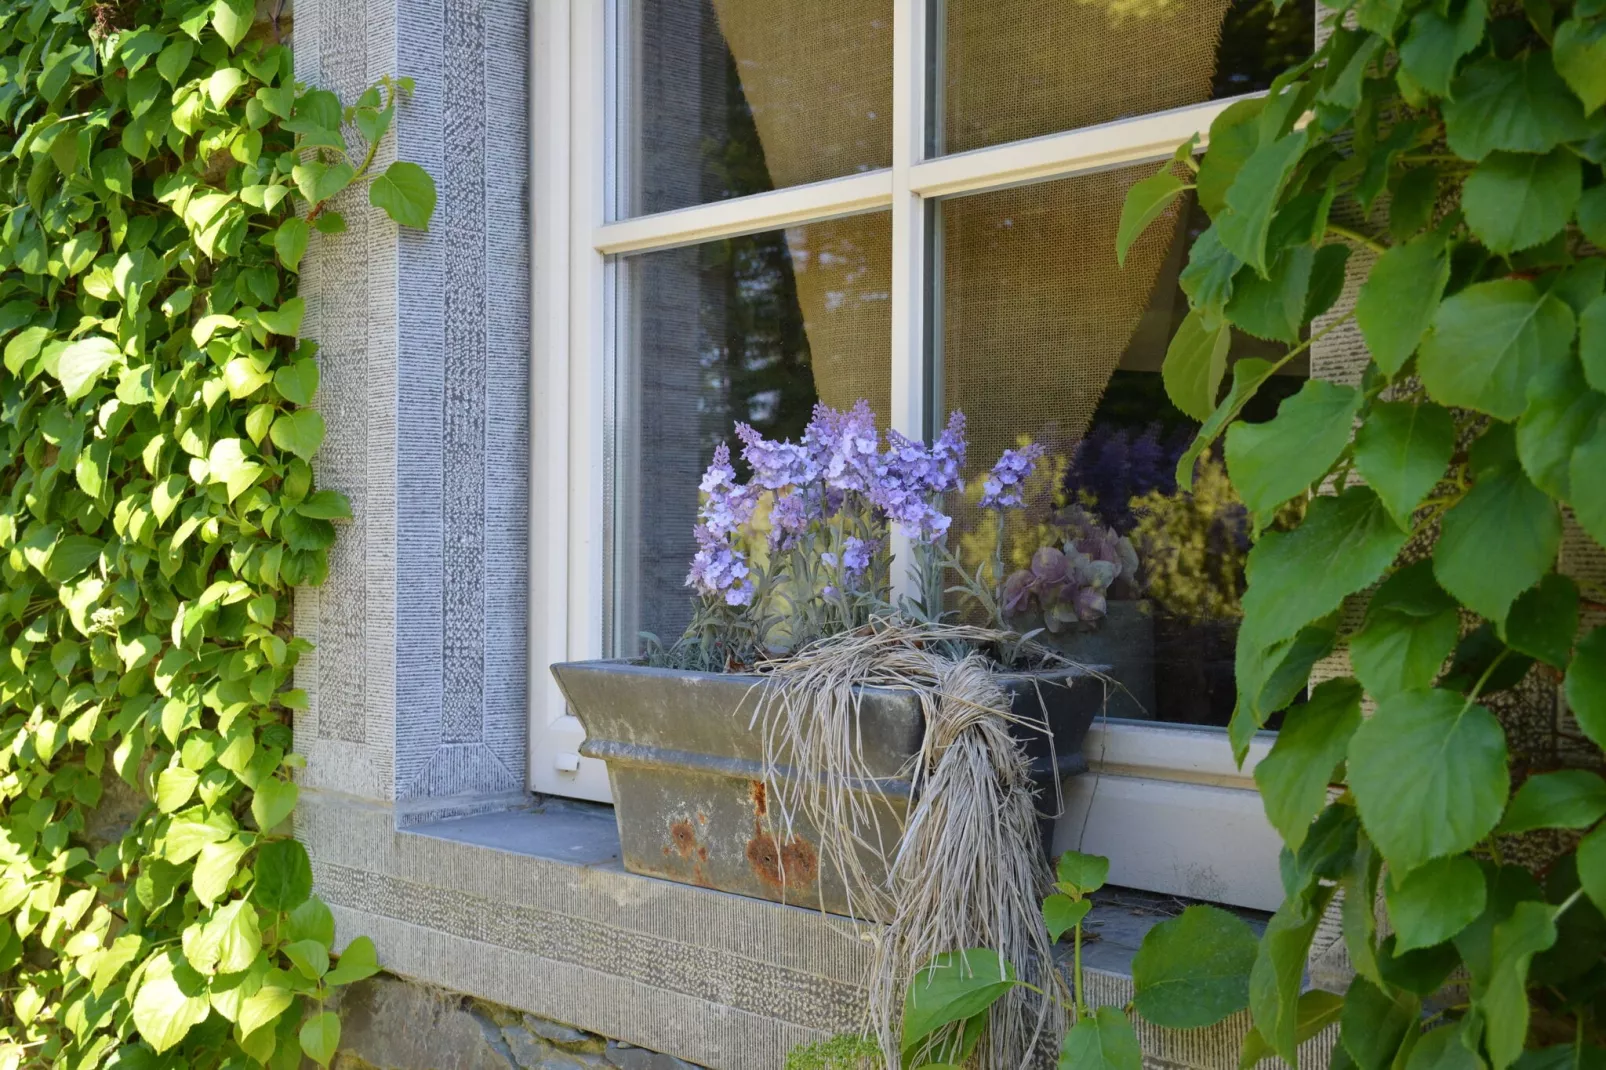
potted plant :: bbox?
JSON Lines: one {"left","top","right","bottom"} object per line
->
{"left": 550, "top": 403, "right": 1107, "bottom": 920}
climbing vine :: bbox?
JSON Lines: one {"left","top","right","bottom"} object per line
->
{"left": 0, "top": 0, "right": 433, "bottom": 1067}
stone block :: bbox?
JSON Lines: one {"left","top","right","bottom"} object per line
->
{"left": 604, "top": 1041, "right": 703, "bottom": 1070}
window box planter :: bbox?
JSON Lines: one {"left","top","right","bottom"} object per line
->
{"left": 550, "top": 659, "right": 1104, "bottom": 919}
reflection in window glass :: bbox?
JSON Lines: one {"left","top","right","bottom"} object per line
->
{"left": 940, "top": 169, "right": 1304, "bottom": 728}
{"left": 612, "top": 214, "right": 893, "bottom": 654}
{"left": 939, "top": 0, "right": 1316, "bottom": 155}
{"left": 622, "top": 0, "right": 892, "bottom": 218}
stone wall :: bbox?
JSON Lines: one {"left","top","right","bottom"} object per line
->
{"left": 331, "top": 975, "right": 707, "bottom": 1070}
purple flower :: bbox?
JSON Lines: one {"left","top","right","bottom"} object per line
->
{"left": 696, "top": 443, "right": 758, "bottom": 539}
{"left": 686, "top": 533, "right": 753, "bottom": 606}
{"left": 735, "top": 423, "right": 818, "bottom": 490}
{"left": 769, "top": 489, "right": 810, "bottom": 549}
{"left": 806, "top": 401, "right": 879, "bottom": 494}
{"left": 930, "top": 411, "right": 967, "bottom": 494}
{"left": 980, "top": 443, "right": 1046, "bottom": 511}
{"left": 841, "top": 536, "right": 875, "bottom": 581}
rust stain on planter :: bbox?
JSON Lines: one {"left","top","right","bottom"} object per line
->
{"left": 746, "top": 825, "right": 817, "bottom": 890}
{"left": 669, "top": 819, "right": 698, "bottom": 858}
{"left": 749, "top": 780, "right": 767, "bottom": 817}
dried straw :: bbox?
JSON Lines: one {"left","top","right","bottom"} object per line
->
{"left": 750, "top": 620, "right": 1071, "bottom": 1069}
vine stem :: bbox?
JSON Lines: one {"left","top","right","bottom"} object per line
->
{"left": 1325, "top": 223, "right": 1389, "bottom": 256}
{"left": 1073, "top": 919, "right": 1086, "bottom": 1018}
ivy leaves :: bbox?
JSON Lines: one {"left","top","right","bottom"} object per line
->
{"left": 0, "top": 4, "right": 434, "bottom": 1068}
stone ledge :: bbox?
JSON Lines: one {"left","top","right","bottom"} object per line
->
{"left": 302, "top": 791, "right": 1333, "bottom": 1070}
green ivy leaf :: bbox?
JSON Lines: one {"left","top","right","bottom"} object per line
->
{"left": 369, "top": 161, "right": 438, "bottom": 230}
{"left": 156, "top": 38, "right": 196, "bottom": 85}
{"left": 212, "top": 0, "right": 256, "bottom": 49}
{"left": 1178, "top": 225, "right": 1242, "bottom": 328}
{"left": 270, "top": 409, "right": 326, "bottom": 462}
{"left": 1476, "top": 901, "right": 1559, "bottom": 1070}
{"left": 1116, "top": 170, "right": 1188, "bottom": 268}
{"left": 299, "top": 1010, "right": 341, "bottom": 1068}
{"left": 53, "top": 336, "right": 125, "bottom": 401}
{"left": 1579, "top": 824, "right": 1606, "bottom": 914}
{"left": 1566, "top": 628, "right": 1606, "bottom": 751}
{"left": 297, "top": 490, "right": 353, "bottom": 521}
{"left": 1355, "top": 235, "right": 1451, "bottom": 377}
{"left": 273, "top": 218, "right": 309, "bottom": 272}
{"left": 1197, "top": 99, "right": 1265, "bottom": 216}
{"left": 1580, "top": 295, "right": 1606, "bottom": 393}
{"left": 1571, "top": 417, "right": 1606, "bottom": 547}
{"left": 1579, "top": 187, "right": 1606, "bottom": 254}
{"left": 1339, "top": 975, "right": 1420, "bottom": 1070}
{"left": 207, "top": 438, "right": 265, "bottom": 502}
{"left": 1499, "top": 770, "right": 1606, "bottom": 835}
{"left": 251, "top": 778, "right": 297, "bottom": 832}
{"left": 1461, "top": 149, "right": 1582, "bottom": 254}
{"left": 1348, "top": 688, "right": 1509, "bottom": 873}
{"left": 1225, "top": 380, "right": 1361, "bottom": 521}
{"left": 1060, "top": 1007, "right": 1141, "bottom": 1070}
{"left": 155, "top": 767, "right": 199, "bottom": 813}
{"left": 1434, "top": 434, "right": 1562, "bottom": 622}
{"left": 1504, "top": 574, "right": 1579, "bottom": 669}
{"left": 252, "top": 839, "right": 313, "bottom": 912}
{"left": 206, "top": 67, "right": 248, "bottom": 109}
{"left": 1042, "top": 894, "right": 1090, "bottom": 942}
{"left": 1398, "top": 0, "right": 1489, "bottom": 97}
{"left": 1516, "top": 359, "right": 1606, "bottom": 500}
{"left": 288, "top": 896, "right": 336, "bottom": 946}
{"left": 131, "top": 952, "right": 211, "bottom": 1052}
{"left": 1555, "top": 16, "right": 1606, "bottom": 115}
{"left": 257, "top": 297, "right": 305, "bottom": 338}
{"left": 1418, "top": 279, "right": 1576, "bottom": 421}
{"left": 1401, "top": 1025, "right": 1484, "bottom": 1070}
{"left": 1443, "top": 52, "right": 1592, "bottom": 160}
{"left": 1253, "top": 678, "right": 1363, "bottom": 851}
{"left": 1385, "top": 855, "right": 1487, "bottom": 952}
{"left": 193, "top": 837, "right": 250, "bottom": 906}
{"left": 1225, "top": 244, "right": 1314, "bottom": 346}
{"left": 1161, "top": 308, "right": 1231, "bottom": 422}
{"left": 293, "top": 160, "right": 357, "bottom": 208}
{"left": 1249, "top": 888, "right": 1336, "bottom": 1062}
{"left": 1352, "top": 400, "right": 1455, "bottom": 531}
{"left": 1240, "top": 990, "right": 1345, "bottom": 1070}
{"left": 1056, "top": 851, "right": 1110, "bottom": 895}
{"left": 1130, "top": 905, "right": 1257, "bottom": 1029}
{"left": 325, "top": 935, "right": 381, "bottom": 987}
{"left": 902, "top": 949, "right": 1018, "bottom": 1054}
{"left": 1216, "top": 129, "right": 1310, "bottom": 276}
{"left": 283, "top": 938, "right": 329, "bottom": 980}
{"left": 238, "top": 978, "right": 294, "bottom": 1038}
{"left": 1239, "top": 487, "right": 1410, "bottom": 651}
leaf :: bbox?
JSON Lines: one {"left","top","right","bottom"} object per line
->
{"left": 1385, "top": 855, "right": 1487, "bottom": 952}
{"left": 1504, "top": 574, "right": 1580, "bottom": 669}
{"left": 1340, "top": 976, "right": 1420, "bottom": 1070}
{"left": 1579, "top": 825, "right": 1606, "bottom": 914}
{"left": 1404, "top": 1026, "right": 1486, "bottom": 1070}
{"left": 1572, "top": 419, "right": 1606, "bottom": 547}
{"left": 155, "top": 767, "right": 198, "bottom": 813}
{"left": 274, "top": 218, "right": 309, "bottom": 272}
{"left": 274, "top": 358, "right": 320, "bottom": 407}
{"left": 212, "top": 0, "right": 256, "bottom": 49}
{"left": 1177, "top": 360, "right": 1279, "bottom": 492}
{"left": 283, "top": 938, "right": 329, "bottom": 980}
{"left": 1162, "top": 309, "right": 1231, "bottom": 422}
{"left": 1348, "top": 688, "right": 1509, "bottom": 873}
{"left": 297, "top": 490, "right": 353, "bottom": 521}
{"left": 1060, "top": 1007, "right": 1141, "bottom": 1070}
{"left": 1179, "top": 225, "right": 1242, "bottom": 326}
{"left": 1130, "top": 905, "right": 1258, "bottom": 1029}
{"left": 1225, "top": 244, "right": 1314, "bottom": 345}
{"left": 1249, "top": 890, "right": 1336, "bottom": 1062}
{"left": 369, "top": 161, "right": 437, "bottom": 230}
{"left": 251, "top": 778, "right": 297, "bottom": 832}
{"left": 45, "top": 535, "right": 104, "bottom": 584}
{"left": 1306, "top": 243, "right": 1352, "bottom": 322}
{"left": 1042, "top": 894, "right": 1090, "bottom": 942}
{"left": 293, "top": 160, "right": 356, "bottom": 207}
{"left": 1477, "top": 901, "right": 1558, "bottom": 1070}
{"left": 300, "top": 1010, "right": 341, "bottom": 1067}
{"left": 207, "top": 438, "right": 265, "bottom": 502}
{"left": 1240, "top": 990, "right": 1346, "bottom": 1070}
{"left": 1418, "top": 280, "right": 1576, "bottom": 421}
{"left": 1499, "top": 770, "right": 1606, "bottom": 836}
{"left": 288, "top": 896, "right": 336, "bottom": 946}
{"left": 1355, "top": 235, "right": 1451, "bottom": 377}
{"left": 1555, "top": 16, "right": 1606, "bottom": 115}
{"left": 1239, "top": 487, "right": 1410, "bottom": 651}
{"left": 1254, "top": 678, "right": 1363, "bottom": 851}
{"left": 270, "top": 409, "right": 326, "bottom": 461}
{"left": 1057, "top": 851, "right": 1109, "bottom": 895}
{"left": 132, "top": 953, "right": 210, "bottom": 1052}
{"left": 1434, "top": 446, "right": 1561, "bottom": 623}
{"left": 1352, "top": 401, "right": 1455, "bottom": 532}
{"left": 1226, "top": 380, "right": 1362, "bottom": 521}
{"left": 902, "top": 949, "right": 1017, "bottom": 1053}
{"left": 1198, "top": 99, "right": 1266, "bottom": 216}
{"left": 325, "top": 936, "right": 380, "bottom": 986}
{"left": 206, "top": 67, "right": 248, "bottom": 109}
{"left": 1580, "top": 188, "right": 1606, "bottom": 255}
{"left": 54, "top": 336, "right": 125, "bottom": 401}
{"left": 1399, "top": 0, "right": 1489, "bottom": 97}
{"left": 1462, "top": 150, "right": 1582, "bottom": 254}
{"left": 1117, "top": 170, "right": 1187, "bottom": 268}
{"left": 1349, "top": 562, "right": 1460, "bottom": 699}
{"left": 1517, "top": 360, "right": 1606, "bottom": 500}
{"left": 257, "top": 297, "right": 305, "bottom": 337}
{"left": 1216, "top": 130, "right": 1310, "bottom": 276}
{"left": 1443, "top": 52, "right": 1592, "bottom": 160}
{"left": 193, "top": 837, "right": 250, "bottom": 906}
{"left": 252, "top": 838, "right": 313, "bottom": 912}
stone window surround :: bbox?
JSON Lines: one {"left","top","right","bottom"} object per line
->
{"left": 286, "top": 2, "right": 1326, "bottom": 1066}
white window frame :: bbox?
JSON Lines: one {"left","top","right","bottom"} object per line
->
{"left": 530, "top": 0, "right": 1289, "bottom": 909}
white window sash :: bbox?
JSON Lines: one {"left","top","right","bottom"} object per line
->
{"left": 529, "top": 0, "right": 1286, "bottom": 909}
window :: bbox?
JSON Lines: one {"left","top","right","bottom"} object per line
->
{"left": 532, "top": 0, "right": 1317, "bottom": 909}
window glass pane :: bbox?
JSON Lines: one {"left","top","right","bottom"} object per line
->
{"left": 612, "top": 214, "right": 893, "bottom": 653}
{"left": 621, "top": 0, "right": 893, "bottom": 218}
{"left": 939, "top": 169, "right": 1306, "bottom": 728}
{"left": 938, "top": 0, "right": 1316, "bottom": 156}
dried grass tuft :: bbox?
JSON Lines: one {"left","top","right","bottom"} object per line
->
{"left": 750, "top": 620, "right": 1087, "bottom": 1069}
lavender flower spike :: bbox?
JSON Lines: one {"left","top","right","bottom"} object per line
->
{"left": 735, "top": 422, "right": 817, "bottom": 490}
{"left": 930, "top": 410, "right": 967, "bottom": 494}
{"left": 980, "top": 442, "right": 1046, "bottom": 511}
{"left": 696, "top": 442, "right": 758, "bottom": 538}
{"left": 807, "top": 400, "right": 880, "bottom": 494}
{"left": 685, "top": 532, "right": 753, "bottom": 606}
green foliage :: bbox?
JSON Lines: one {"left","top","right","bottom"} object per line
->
{"left": 0, "top": 1, "right": 434, "bottom": 1067}
{"left": 1113, "top": 0, "right": 1606, "bottom": 1064}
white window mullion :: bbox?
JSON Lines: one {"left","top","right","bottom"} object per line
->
{"left": 887, "top": 0, "right": 930, "bottom": 603}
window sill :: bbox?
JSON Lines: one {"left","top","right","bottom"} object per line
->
{"left": 301, "top": 791, "right": 1324, "bottom": 1069}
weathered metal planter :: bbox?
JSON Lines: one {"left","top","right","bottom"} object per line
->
{"left": 549, "top": 660, "right": 1104, "bottom": 919}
